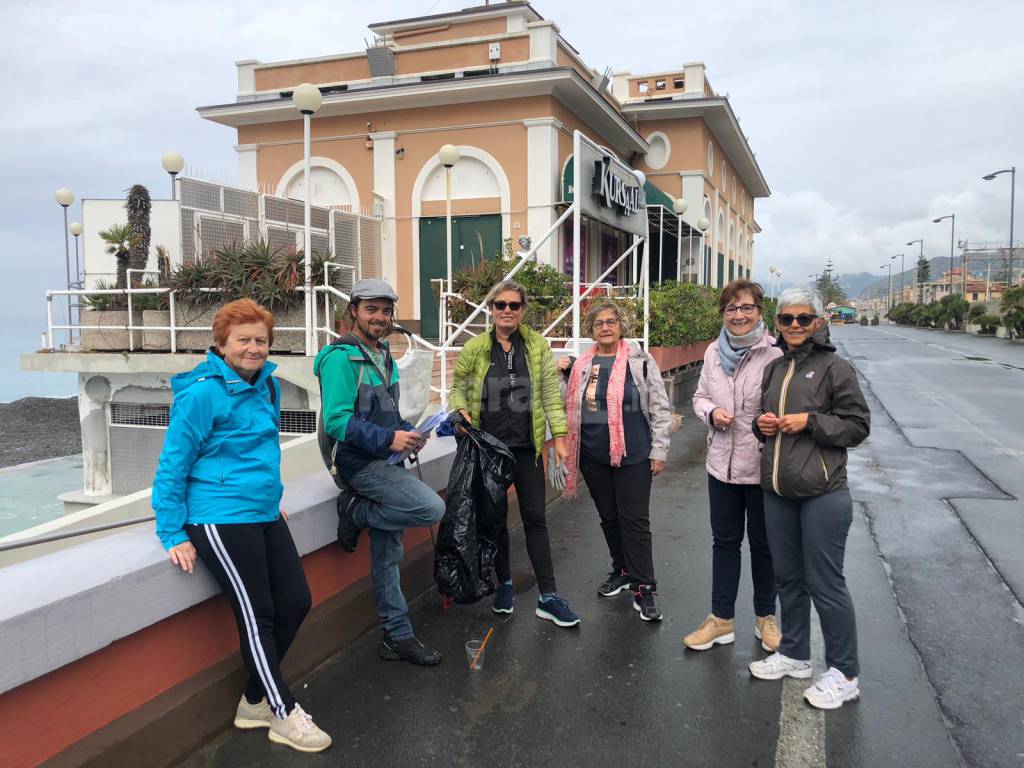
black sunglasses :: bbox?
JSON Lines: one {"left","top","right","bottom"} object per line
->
{"left": 492, "top": 300, "right": 523, "bottom": 311}
{"left": 776, "top": 313, "right": 817, "bottom": 328}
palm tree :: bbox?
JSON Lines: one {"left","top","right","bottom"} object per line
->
{"left": 125, "top": 184, "right": 152, "bottom": 286}
{"left": 100, "top": 223, "right": 141, "bottom": 290}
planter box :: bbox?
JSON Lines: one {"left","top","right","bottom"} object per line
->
{"left": 996, "top": 326, "right": 1012, "bottom": 339}
{"left": 649, "top": 340, "right": 713, "bottom": 373}
{"left": 148, "top": 306, "right": 307, "bottom": 353}
{"left": 80, "top": 311, "right": 142, "bottom": 351}
{"left": 965, "top": 323, "right": 981, "bottom": 335}
{"left": 85, "top": 305, "right": 324, "bottom": 354}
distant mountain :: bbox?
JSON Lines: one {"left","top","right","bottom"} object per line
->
{"left": 837, "top": 273, "right": 876, "bottom": 300}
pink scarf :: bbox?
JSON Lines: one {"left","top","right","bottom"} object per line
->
{"left": 564, "top": 339, "right": 629, "bottom": 498}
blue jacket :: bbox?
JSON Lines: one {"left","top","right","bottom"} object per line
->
{"left": 152, "top": 351, "right": 283, "bottom": 550}
{"left": 314, "top": 337, "right": 415, "bottom": 481}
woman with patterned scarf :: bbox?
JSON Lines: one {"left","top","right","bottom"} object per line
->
{"left": 685, "top": 278, "right": 783, "bottom": 653}
{"left": 558, "top": 300, "right": 672, "bottom": 621}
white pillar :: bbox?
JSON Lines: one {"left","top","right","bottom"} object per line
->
{"left": 525, "top": 118, "right": 562, "bottom": 267}
{"left": 370, "top": 131, "right": 398, "bottom": 284}
{"left": 235, "top": 144, "right": 259, "bottom": 191}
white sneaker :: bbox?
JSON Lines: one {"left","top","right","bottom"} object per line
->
{"left": 803, "top": 667, "right": 860, "bottom": 710}
{"left": 749, "top": 652, "right": 813, "bottom": 680}
{"left": 233, "top": 695, "right": 273, "bottom": 729}
{"left": 268, "top": 703, "right": 332, "bottom": 753}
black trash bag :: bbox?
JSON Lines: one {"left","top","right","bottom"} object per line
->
{"left": 434, "top": 424, "right": 516, "bottom": 604}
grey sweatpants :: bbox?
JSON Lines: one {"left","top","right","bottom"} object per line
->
{"left": 763, "top": 488, "right": 859, "bottom": 678}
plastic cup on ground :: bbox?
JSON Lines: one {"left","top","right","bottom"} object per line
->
{"left": 465, "top": 640, "right": 486, "bottom": 670}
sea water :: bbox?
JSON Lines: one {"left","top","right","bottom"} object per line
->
{"left": 0, "top": 456, "right": 83, "bottom": 538}
{"left": 0, "top": 315, "right": 76, "bottom": 403}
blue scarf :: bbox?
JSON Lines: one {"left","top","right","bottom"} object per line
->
{"left": 718, "top": 321, "right": 765, "bottom": 377}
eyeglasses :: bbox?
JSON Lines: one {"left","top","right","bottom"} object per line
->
{"left": 776, "top": 313, "right": 818, "bottom": 328}
{"left": 724, "top": 304, "right": 759, "bottom": 316}
{"left": 492, "top": 300, "right": 523, "bottom": 311}
{"left": 592, "top": 318, "right": 620, "bottom": 329}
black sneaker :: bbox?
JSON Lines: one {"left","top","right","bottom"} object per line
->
{"left": 379, "top": 635, "right": 442, "bottom": 666}
{"left": 597, "top": 570, "right": 631, "bottom": 597}
{"left": 336, "top": 489, "right": 362, "bottom": 553}
{"left": 633, "top": 585, "right": 663, "bottom": 622}
{"left": 492, "top": 583, "right": 514, "bottom": 614}
{"left": 535, "top": 595, "right": 581, "bottom": 627}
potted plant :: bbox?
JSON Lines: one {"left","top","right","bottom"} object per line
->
{"left": 648, "top": 281, "right": 720, "bottom": 371}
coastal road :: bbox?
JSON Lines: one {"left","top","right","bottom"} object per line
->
{"left": 178, "top": 324, "right": 1022, "bottom": 768}
{"left": 832, "top": 324, "right": 1024, "bottom": 768}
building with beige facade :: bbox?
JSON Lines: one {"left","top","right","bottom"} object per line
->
{"left": 198, "top": 0, "right": 769, "bottom": 338}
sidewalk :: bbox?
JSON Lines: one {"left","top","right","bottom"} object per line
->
{"left": 178, "top": 415, "right": 958, "bottom": 768}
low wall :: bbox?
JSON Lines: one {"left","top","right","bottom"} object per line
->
{"left": 0, "top": 439, "right": 466, "bottom": 768}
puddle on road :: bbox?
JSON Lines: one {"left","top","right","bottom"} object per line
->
{"left": 962, "top": 355, "right": 990, "bottom": 362}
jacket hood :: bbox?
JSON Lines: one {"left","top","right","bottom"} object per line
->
{"left": 313, "top": 338, "right": 391, "bottom": 376}
{"left": 172, "top": 349, "right": 277, "bottom": 395}
{"left": 775, "top": 324, "right": 834, "bottom": 356}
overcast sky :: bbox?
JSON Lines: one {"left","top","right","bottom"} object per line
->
{"left": 2, "top": 0, "right": 1021, "bottom": 397}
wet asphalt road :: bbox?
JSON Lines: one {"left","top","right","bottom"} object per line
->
{"left": 178, "top": 325, "right": 1022, "bottom": 768}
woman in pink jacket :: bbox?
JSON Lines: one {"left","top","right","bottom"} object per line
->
{"left": 685, "top": 279, "right": 783, "bottom": 653}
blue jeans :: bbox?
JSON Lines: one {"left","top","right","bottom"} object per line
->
{"left": 346, "top": 459, "right": 446, "bottom": 641}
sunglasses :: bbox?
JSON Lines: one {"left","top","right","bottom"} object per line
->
{"left": 776, "top": 313, "right": 818, "bottom": 328}
{"left": 492, "top": 300, "right": 523, "bottom": 311}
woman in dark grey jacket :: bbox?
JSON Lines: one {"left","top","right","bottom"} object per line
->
{"left": 747, "top": 287, "right": 870, "bottom": 711}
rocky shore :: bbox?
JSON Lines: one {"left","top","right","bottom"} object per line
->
{"left": 0, "top": 397, "right": 80, "bottom": 468}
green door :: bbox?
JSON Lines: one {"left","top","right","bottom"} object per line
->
{"left": 419, "top": 214, "right": 502, "bottom": 340}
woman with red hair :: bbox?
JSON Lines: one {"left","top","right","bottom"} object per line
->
{"left": 152, "top": 298, "right": 331, "bottom": 753}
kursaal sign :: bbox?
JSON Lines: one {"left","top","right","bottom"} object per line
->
{"left": 592, "top": 156, "right": 644, "bottom": 216}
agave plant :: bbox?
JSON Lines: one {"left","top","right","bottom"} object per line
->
{"left": 99, "top": 223, "right": 142, "bottom": 290}
{"left": 125, "top": 185, "right": 152, "bottom": 286}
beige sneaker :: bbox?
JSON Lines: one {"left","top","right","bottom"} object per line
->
{"left": 268, "top": 703, "right": 332, "bottom": 753}
{"left": 683, "top": 614, "right": 735, "bottom": 650}
{"left": 755, "top": 615, "right": 782, "bottom": 652}
{"left": 234, "top": 695, "right": 273, "bottom": 729}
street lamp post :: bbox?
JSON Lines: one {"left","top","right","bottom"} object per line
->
{"left": 768, "top": 266, "right": 777, "bottom": 299}
{"left": 292, "top": 83, "right": 322, "bottom": 356}
{"left": 55, "top": 188, "right": 74, "bottom": 345}
{"left": 892, "top": 253, "right": 904, "bottom": 305}
{"left": 161, "top": 152, "right": 185, "bottom": 200}
{"left": 438, "top": 144, "right": 460, "bottom": 342}
{"left": 880, "top": 262, "right": 892, "bottom": 316}
{"left": 69, "top": 221, "right": 83, "bottom": 288}
{"left": 933, "top": 214, "right": 956, "bottom": 299}
{"left": 696, "top": 216, "right": 710, "bottom": 286}
{"left": 673, "top": 197, "right": 688, "bottom": 283}
{"left": 983, "top": 166, "right": 1016, "bottom": 288}
{"left": 907, "top": 239, "right": 924, "bottom": 303}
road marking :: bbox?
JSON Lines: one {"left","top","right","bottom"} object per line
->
{"left": 775, "top": 613, "right": 826, "bottom": 768}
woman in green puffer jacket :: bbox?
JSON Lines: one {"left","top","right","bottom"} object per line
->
{"left": 448, "top": 280, "right": 579, "bottom": 628}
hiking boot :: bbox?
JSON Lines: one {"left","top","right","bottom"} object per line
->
{"left": 803, "top": 667, "right": 860, "bottom": 710}
{"left": 535, "top": 595, "right": 581, "bottom": 627}
{"left": 597, "top": 570, "right": 631, "bottom": 597}
{"left": 379, "top": 635, "right": 442, "bottom": 666}
{"left": 633, "top": 585, "right": 663, "bottom": 622}
{"left": 492, "top": 583, "right": 514, "bottom": 614}
{"left": 683, "top": 614, "right": 735, "bottom": 650}
{"left": 336, "top": 489, "right": 362, "bottom": 553}
{"left": 755, "top": 614, "right": 782, "bottom": 652}
{"left": 233, "top": 695, "right": 273, "bottom": 730}
{"left": 267, "top": 703, "right": 331, "bottom": 753}
{"left": 749, "top": 652, "right": 813, "bottom": 681}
